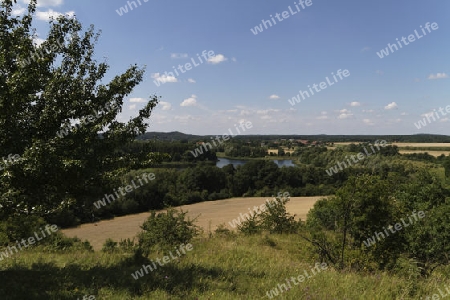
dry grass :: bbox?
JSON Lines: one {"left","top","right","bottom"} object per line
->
{"left": 392, "top": 142, "right": 450, "bottom": 148}
{"left": 61, "top": 196, "right": 324, "bottom": 250}
{"left": 399, "top": 150, "right": 450, "bottom": 157}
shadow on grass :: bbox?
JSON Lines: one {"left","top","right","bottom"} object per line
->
{"left": 0, "top": 255, "right": 223, "bottom": 300}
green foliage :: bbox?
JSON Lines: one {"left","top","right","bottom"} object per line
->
{"left": 259, "top": 234, "right": 277, "bottom": 247}
{"left": 102, "top": 238, "right": 118, "bottom": 253}
{"left": 214, "top": 224, "right": 236, "bottom": 238}
{"left": 237, "top": 213, "right": 261, "bottom": 235}
{"left": 444, "top": 155, "right": 450, "bottom": 178}
{"left": 0, "top": 215, "right": 47, "bottom": 244}
{"left": 259, "top": 193, "right": 299, "bottom": 234}
{"left": 0, "top": 0, "right": 161, "bottom": 226}
{"left": 118, "top": 238, "right": 136, "bottom": 252}
{"left": 236, "top": 192, "right": 299, "bottom": 235}
{"left": 137, "top": 208, "right": 199, "bottom": 255}
{"left": 44, "top": 233, "right": 93, "bottom": 252}
{"left": 306, "top": 170, "right": 450, "bottom": 275}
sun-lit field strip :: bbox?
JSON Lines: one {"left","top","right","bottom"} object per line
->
{"left": 392, "top": 143, "right": 450, "bottom": 148}
{"left": 399, "top": 150, "right": 450, "bottom": 157}
{"left": 62, "top": 196, "right": 324, "bottom": 250}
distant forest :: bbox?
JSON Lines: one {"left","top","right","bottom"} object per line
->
{"left": 138, "top": 132, "right": 450, "bottom": 143}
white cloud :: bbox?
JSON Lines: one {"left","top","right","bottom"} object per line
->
{"left": 361, "top": 47, "right": 370, "bottom": 52}
{"left": 171, "top": 53, "right": 188, "bottom": 59}
{"left": 12, "top": 5, "right": 26, "bottom": 15}
{"left": 375, "top": 70, "right": 384, "bottom": 75}
{"left": 350, "top": 101, "right": 361, "bottom": 107}
{"left": 129, "top": 104, "right": 136, "bottom": 110}
{"left": 21, "top": 0, "right": 63, "bottom": 6}
{"left": 428, "top": 73, "right": 448, "bottom": 80}
{"left": 35, "top": 9, "right": 75, "bottom": 21}
{"left": 269, "top": 94, "right": 280, "bottom": 100}
{"left": 440, "top": 118, "right": 449, "bottom": 123}
{"left": 207, "top": 54, "right": 227, "bottom": 64}
{"left": 384, "top": 102, "right": 398, "bottom": 110}
{"left": 257, "top": 109, "right": 280, "bottom": 115}
{"left": 400, "top": 112, "right": 408, "bottom": 116}
{"left": 338, "top": 113, "right": 353, "bottom": 119}
{"left": 129, "top": 98, "right": 146, "bottom": 103}
{"left": 337, "top": 109, "right": 353, "bottom": 119}
{"left": 231, "top": 57, "right": 237, "bottom": 62}
{"left": 317, "top": 112, "right": 328, "bottom": 120}
{"left": 151, "top": 73, "right": 178, "bottom": 84}
{"left": 174, "top": 115, "right": 197, "bottom": 123}
{"left": 34, "top": 38, "right": 45, "bottom": 46}
{"left": 421, "top": 112, "right": 434, "bottom": 118}
{"left": 22, "top": 0, "right": 64, "bottom": 7}
{"left": 362, "top": 109, "right": 374, "bottom": 113}
{"left": 180, "top": 95, "right": 198, "bottom": 107}
{"left": 187, "top": 78, "right": 196, "bottom": 83}
{"left": 363, "top": 119, "right": 375, "bottom": 125}
{"left": 159, "top": 101, "right": 172, "bottom": 111}
{"left": 240, "top": 110, "right": 251, "bottom": 116}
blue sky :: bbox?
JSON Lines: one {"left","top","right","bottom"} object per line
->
{"left": 14, "top": 0, "right": 450, "bottom": 135}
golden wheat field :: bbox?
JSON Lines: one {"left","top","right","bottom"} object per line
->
{"left": 62, "top": 196, "right": 325, "bottom": 250}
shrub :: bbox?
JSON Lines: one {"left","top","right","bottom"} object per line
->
{"left": 0, "top": 215, "right": 47, "bottom": 244}
{"left": 237, "top": 213, "right": 261, "bottom": 235}
{"left": 118, "top": 238, "right": 136, "bottom": 252}
{"left": 102, "top": 238, "right": 118, "bottom": 253}
{"left": 214, "top": 224, "right": 236, "bottom": 238}
{"left": 43, "top": 233, "right": 93, "bottom": 252}
{"left": 137, "top": 208, "right": 199, "bottom": 255}
{"left": 259, "top": 193, "right": 299, "bottom": 234}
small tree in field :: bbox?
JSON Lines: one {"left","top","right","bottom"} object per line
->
{"left": 137, "top": 209, "right": 199, "bottom": 256}
{"left": 0, "top": 0, "right": 162, "bottom": 232}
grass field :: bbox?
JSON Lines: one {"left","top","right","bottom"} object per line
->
{"left": 62, "top": 196, "right": 324, "bottom": 251}
{"left": 2, "top": 232, "right": 449, "bottom": 299}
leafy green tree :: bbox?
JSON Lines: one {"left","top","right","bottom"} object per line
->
{"left": 137, "top": 208, "right": 199, "bottom": 255}
{"left": 444, "top": 155, "right": 450, "bottom": 178}
{"left": 0, "top": 0, "right": 160, "bottom": 227}
{"left": 306, "top": 174, "right": 398, "bottom": 269}
{"left": 259, "top": 193, "right": 298, "bottom": 234}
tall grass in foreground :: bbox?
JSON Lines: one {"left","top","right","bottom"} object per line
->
{"left": 0, "top": 232, "right": 449, "bottom": 299}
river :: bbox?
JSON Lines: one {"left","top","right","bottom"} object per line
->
{"left": 216, "top": 158, "right": 296, "bottom": 168}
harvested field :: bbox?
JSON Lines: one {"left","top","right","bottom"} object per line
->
{"left": 399, "top": 150, "right": 450, "bottom": 157}
{"left": 392, "top": 143, "right": 450, "bottom": 148}
{"left": 61, "top": 196, "right": 325, "bottom": 250}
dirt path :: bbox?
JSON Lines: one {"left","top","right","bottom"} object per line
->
{"left": 61, "top": 196, "right": 326, "bottom": 250}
